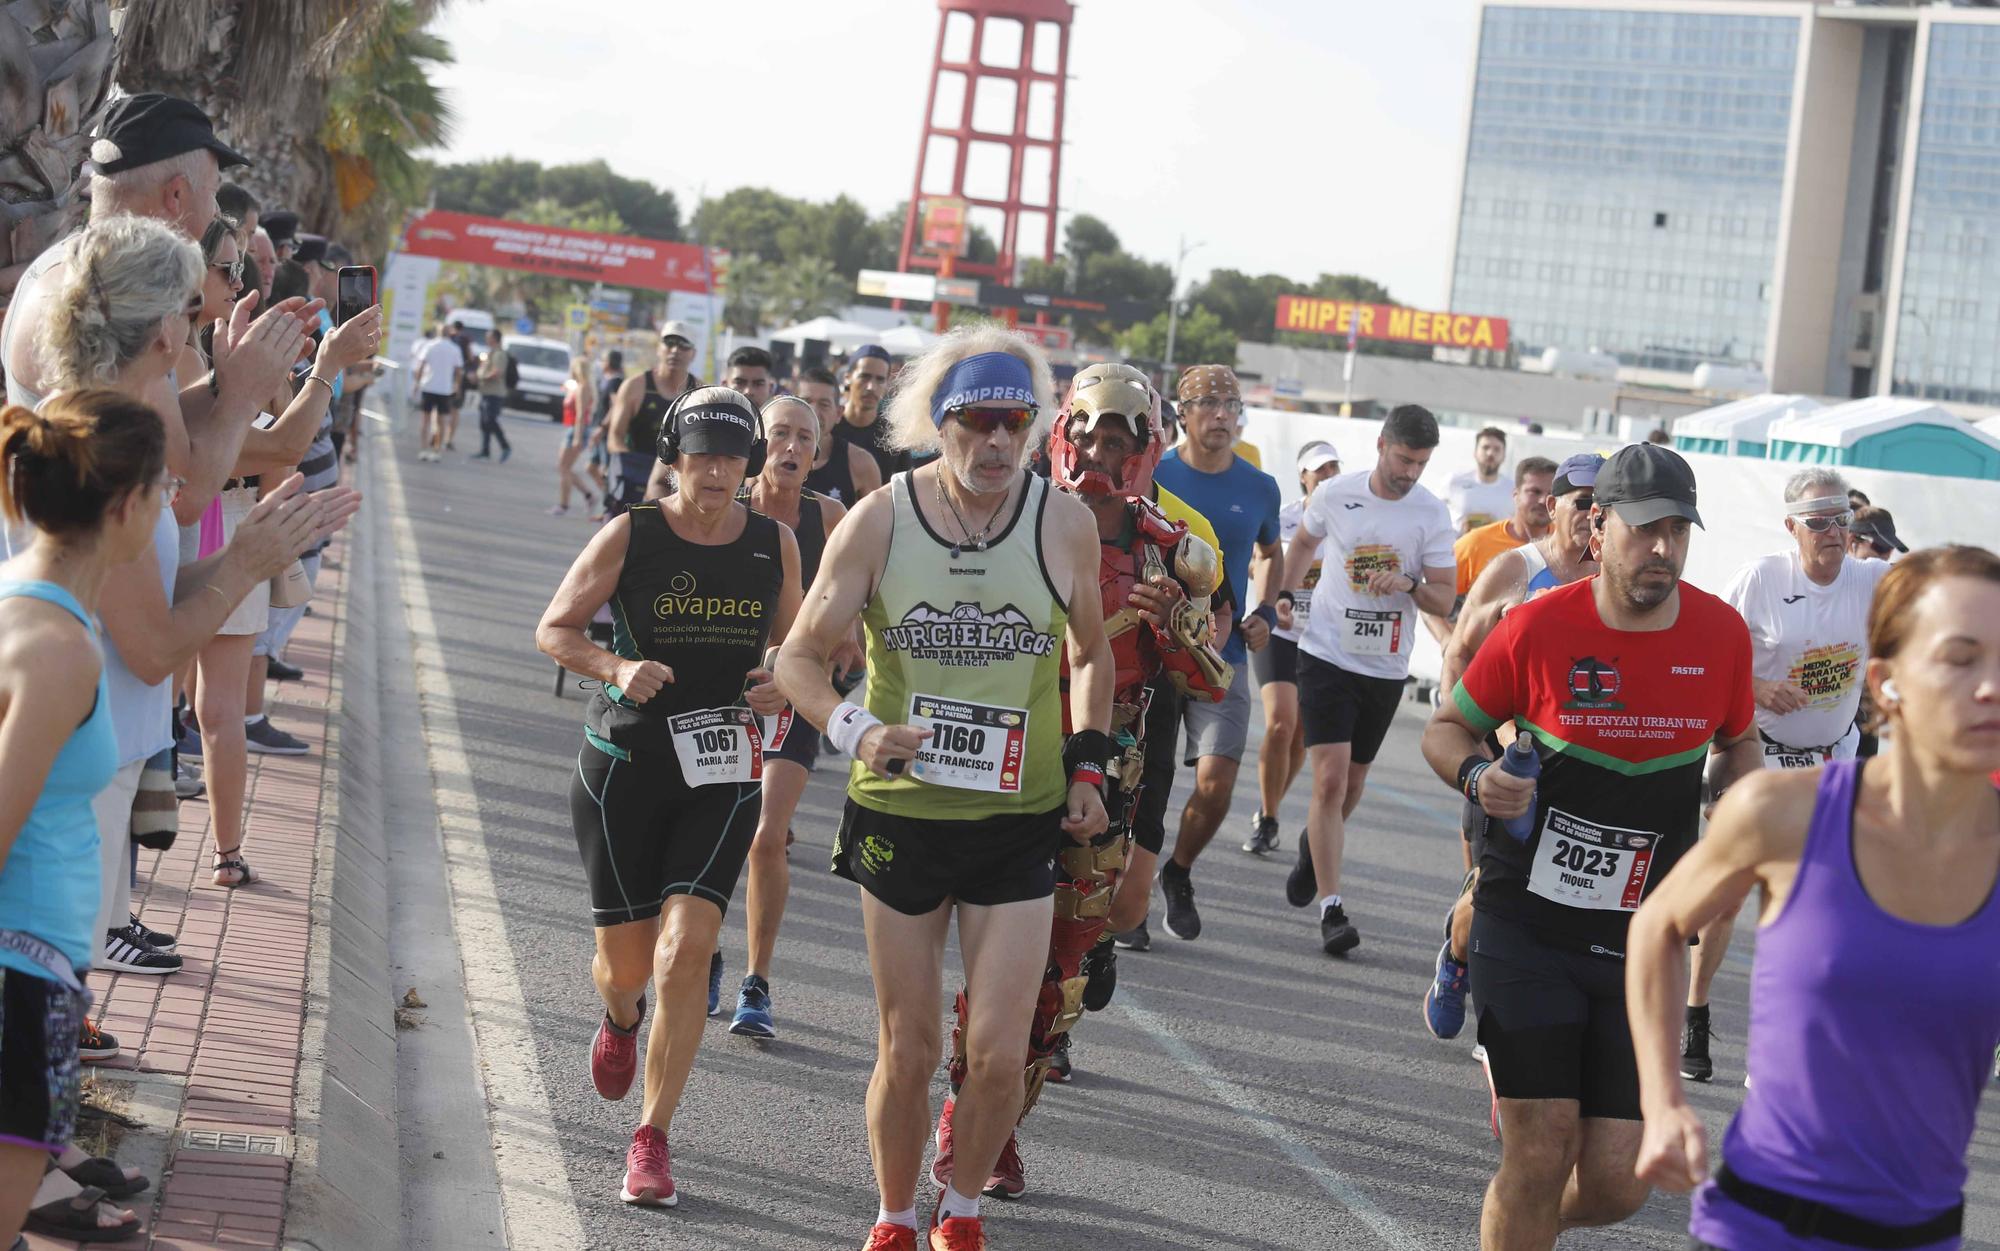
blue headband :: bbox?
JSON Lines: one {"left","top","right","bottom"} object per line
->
{"left": 932, "top": 352, "right": 1036, "bottom": 427}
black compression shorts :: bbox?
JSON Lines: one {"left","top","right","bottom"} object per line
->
{"left": 1130, "top": 679, "right": 1183, "bottom": 856}
{"left": 1250, "top": 634, "right": 1299, "bottom": 686}
{"left": 831, "top": 799, "right": 1064, "bottom": 916}
{"left": 569, "top": 738, "right": 762, "bottom": 926}
{"left": 1468, "top": 909, "right": 1640, "bottom": 1120}
{"left": 1296, "top": 650, "right": 1404, "bottom": 763}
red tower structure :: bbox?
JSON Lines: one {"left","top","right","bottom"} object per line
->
{"left": 898, "top": 0, "right": 1072, "bottom": 302}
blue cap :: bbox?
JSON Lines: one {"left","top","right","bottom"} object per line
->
{"left": 852, "top": 344, "right": 891, "bottom": 364}
{"left": 1552, "top": 452, "right": 1604, "bottom": 496}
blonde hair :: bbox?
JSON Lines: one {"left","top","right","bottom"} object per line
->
{"left": 38, "top": 214, "right": 203, "bottom": 391}
{"left": 881, "top": 325, "right": 1055, "bottom": 457}
{"left": 567, "top": 354, "right": 596, "bottom": 417}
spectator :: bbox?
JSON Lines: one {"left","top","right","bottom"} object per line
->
{"left": 1847, "top": 487, "right": 1871, "bottom": 511}
{"left": 216, "top": 181, "right": 259, "bottom": 245}
{"left": 247, "top": 227, "right": 276, "bottom": 306}
{"left": 472, "top": 327, "right": 512, "bottom": 462}
{"left": 412, "top": 323, "right": 461, "bottom": 462}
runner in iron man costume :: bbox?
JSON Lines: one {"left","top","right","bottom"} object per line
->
{"left": 937, "top": 363, "right": 1232, "bottom": 1200}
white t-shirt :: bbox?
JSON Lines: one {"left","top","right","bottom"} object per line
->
{"left": 1722, "top": 550, "right": 1890, "bottom": 750}
{"left": 1273, "top": 498, "right": 1324, "bottom": 643}
{"left": 1447, "top": 470, "right": 1513, "bottom": 531}
{"left": 416, "top": 336, "right": 465, "bottom": 396}
{"left": 1298, "top": 470, "right": 1455, "bottom": 679}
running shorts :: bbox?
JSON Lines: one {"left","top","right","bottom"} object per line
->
{"left": 1468, "top": 909, "right": 1640, "bottom": 1120}
{"left": 1296, "top": 650, "right": 1404, "bottom": 763}
{"left": 1181, "top": 662, "right": 1250, "bottom": 765}
{"left": 419, "top": 392, "right": 454, "bottom": 416}
{"left": 1250, "top": 634, "right": 1299, "bottom": 687}
{"left": 0, "top": 968, "right": 87, "bottom": 1150}
{"left": 831, "top": 798, "right": 1065, "bottom": 916}
{"left": 569, "top": 738, "right": 762, "bottom": 926}
{"left": 1131, "top": 678, "right": 1182, "bottom": 856}
{"left": 764, "top": 707, "right": 818, "bottom": 773}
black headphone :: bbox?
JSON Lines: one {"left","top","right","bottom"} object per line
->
{"left": 658, "top": 388, "right": 767, "bottom": 476}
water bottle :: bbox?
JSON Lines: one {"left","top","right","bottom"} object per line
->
{"left": 1499, "top": 734, "right": 1541, "bottom": 842}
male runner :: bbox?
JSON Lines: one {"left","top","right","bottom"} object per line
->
{"left": 1423, "top": 456, "right": 1556, "bottom": 646}
{"left": 1150, "top": 365, "right": 1279, "bottom": 940}
{"left": 831, "top": 344, "right": 906, "bottom": 485}
{"left": 775, "top": 330, "right": 1112, "bottom": 1251}
{"left": 800, "top": 364, "right": 883, "bottom": 502}
{"left": 646, "top": 345, "right": 777, "bottom": 500}
{"left": 607, "top": 321, "right": 699, "bottom": 515}
{"left": 1683, "top": 469, "right": 1889, "bottom": 1081}
{"left": 1447, "top": 426, "right": 1515, "bottom": 533}
{"left": 1264, "top": 405, "right": 1456, "bottom": 954}
{"left": 1421, "top": 442, "right": 1760, "bottom": 1251}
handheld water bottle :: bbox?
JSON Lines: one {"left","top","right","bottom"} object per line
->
{"left": 1499, "top": 733, "right": 1541, "bottom": 842}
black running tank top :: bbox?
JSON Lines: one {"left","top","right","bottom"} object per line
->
{"left": 632, "top": 370, "right": 678, "bottom": 456}
{"left": 804, "top": 443, "right": 857, "bottom": 504}
{"left": 736, "top": 488, "right": 830, "bottom": 588}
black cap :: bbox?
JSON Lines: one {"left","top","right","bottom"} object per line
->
{"left": 292, "top": 234, "right": 327, "bottom": 266}
{"left": 92, "top": 93, "right": 248, "bottom": 174}
{"left": 261, "top": 210, "right": 299, "bottom": 245}
{"left": 1596, "top": 443, "right": 1703, "bottom": 528}
{"left": 668, "top": 387, "right": 760, "bottom": 459}
{"left": 1851, "top": 507, "right": 1908, "bottom": 553}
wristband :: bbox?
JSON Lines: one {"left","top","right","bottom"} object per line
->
{"left": 1456, "top": 753, "right": 1489, "bottom": 801}
{"left": 1062, "top": 728, "right": 1114, "bottom": 777}
{"left": 1069, "top": 761, "right": 1108, "bottom": 792}
{"left": 827, "top": 701, "right": 882, "bottom": 758}
{"left": 1251, "top": 603, "right": 1278, "bottom": 630}
{"left": 1403, "top": 573, "right": 1419, "bottom": 594}
{"left": 303, "top": 374, "right": 333, "bottom": 397}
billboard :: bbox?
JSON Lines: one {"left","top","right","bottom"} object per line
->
{"left": 400, "top": 209, "right": 714, "bottom": 294}
{"left": 1275, "top": 295, "right": 1510, "bottom": 352}
{"left": 920, "top": 197, "right": 970, "bottom": 256}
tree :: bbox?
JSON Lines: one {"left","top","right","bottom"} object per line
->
{"left": 320, "top": 0, "right": 454, "bottom": 257}
{"left": 1118, "top": 306, "right": 1236, "bottom": 370}
{"left": 770, "top": 255, "right": 849, "bottom": 325}
{"left": 1065, "top": 213, "right": 1121, "bottom": 261}
{"left": 1, "top": 0, "right": 116, "bottom": 307}
{"left": 693, "top": 186, "right": 806, "bottom": 261}
{"left": 427, "top": 157, "right": 681, "bottom": 241}
{"left": 717, "top": 253, "right": 775, "bottom": 336}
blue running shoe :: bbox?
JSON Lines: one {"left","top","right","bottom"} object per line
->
{"left": 1424, "top": 938, "right": 1468, "bottom": 1040}
{"left": 730, "top": 974, "right": 776, "bottom": 1039}
{"left": 707, "top": 949, "right": 723, "bottom": 1017}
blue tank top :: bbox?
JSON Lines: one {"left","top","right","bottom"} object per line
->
{"left": 1690, "top": 759, "right": 2000, "bottom": 1249}
{"left": 0, "top": 581, "right": 114, "bottom": 976}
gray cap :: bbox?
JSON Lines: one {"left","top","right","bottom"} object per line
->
{"left": 1596, "top": 443, "right": 1703, "bottom": 528}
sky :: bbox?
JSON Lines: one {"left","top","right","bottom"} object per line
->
{"left": 426, "top": 0, "right": 1484, "bottom": 310}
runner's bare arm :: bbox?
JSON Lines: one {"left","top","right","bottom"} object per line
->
{"left": 1238, "top": 538, "right": 1282, "bottom": 651}
{"left": 1267, "top": 518, "right": 1325, "bottom": 611}
{"left": 1440, "top": 547, "right": 1528, "bottom": 695}
{"left": 1706, "top": 724, "right": 1763, "bottom": 801}
{"left": 1422, "top": 694, "right": 1531, "bottom": 818}
{"left": 849, "top": 444, "right": 882, "bottom": 496}
{"left": 745, "top": 524, "right": 803, "bottom": 716}
{"left": 1048, "top": 489, "right": 1112, "bottom": 839}
{"left": 775, "top": 488, "right": 892, "bottom": 733}
{"left": 644, "top": 458, "right": 672, "bottom": 502}
{"left": 535, "top": 516, "right": 665, "bottom": 697}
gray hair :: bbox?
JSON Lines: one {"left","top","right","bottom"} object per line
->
{"left": 86, "top": 148, "right": 212, "bottom": 211}
{"left": 38, "top": 214, "right": 203, "bottom": 391}
{"left": 1783, "top": 468, "right": 1849, "bottom": 507}
{"left": 881, "top": 324, "right": 1056, "bottom": 458}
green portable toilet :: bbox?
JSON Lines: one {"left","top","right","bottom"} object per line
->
{"left": 1765, "top": 398, "right": 2000, "bottom": 481}
{"left": 1673, "top": 394, "right": 1823, "bottom": 459}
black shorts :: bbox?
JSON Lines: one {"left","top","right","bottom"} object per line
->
{"left": 1130, "top": 679, "right": 1182, "bottom": 856}
{"left": 0, "top": 968, "right": 87, "bottom": 1150}
{"left": 1468, "top": 910, "right": 1639, "bottom": 1120}
{"left": 1296, "top": 650, "right": 1404, "bottom": 763}
{"left": 569, "top": 739, "right": 762, "bottom": 926}
{"left": 764, "top": 707, "right": 818, "bottom": 773}
{"left": 832, "top": 798, "right": 1065, "bottom": 915}
{"left": 1250, "top": 634, "right": 1299, "bottom": 686}
{"left": 419, "top": 392, "right": 454, "bottom": 416}
{"left": 1461, "top": 797, "right": 1488, "bottom": 851}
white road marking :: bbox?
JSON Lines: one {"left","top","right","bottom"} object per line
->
{"left": 376, "top": 432, "right": 589, "bottom": 1248}
{"left": 1119, "top": 990, "right": 1429, "bottom": 1251}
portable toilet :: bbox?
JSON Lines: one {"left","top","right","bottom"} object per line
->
{"left": 1765, "top": 397, "right": 2000, "bottom": 481}
{"left": 1979, "top": 415, "right": 2000, "bottom": 444}
{"left": 1673, "top": 394, "right": 1823, "bottom": 458}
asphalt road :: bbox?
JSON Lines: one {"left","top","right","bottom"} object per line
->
{"left": 367, "top": 408, "right": 2000, "bottom": 1250}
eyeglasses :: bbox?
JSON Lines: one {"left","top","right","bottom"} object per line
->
{"left": 949, "top": 406, "right": 1036, "bottom": 435}
{"left": 1795, "top": 511, "right": 1853, "bottom": 533}
{"left": 212, "top": 256, "right": 244, "bottom": 284}
{"left": 1184, "top": 396, "right": 1242, "bottom": 416}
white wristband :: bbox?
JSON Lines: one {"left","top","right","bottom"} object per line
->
{"left": 828, "top": 701, "right": 882, "bottom": 758}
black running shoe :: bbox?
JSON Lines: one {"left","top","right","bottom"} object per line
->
{"left": 1319, "top": 904, "right": 1360, "bottom": 957}
{"left": 1241, "top": 812, "right": 1280, "bottom": 855}
{"left": 1681, "top": 1005, "right": 1714, "bottom": 1082}
{"left": 1080, "top": 933, "right": 1117, "bottom": 1011}
{"left": 102, "top": 926, "right": 183, "bottom": 975}
{"left": 1111, "top": 919, "right": 1150, "bottom": 952}
{"left": 267, "top": 657, "right": 305, "bottom": 682}
{"left": 130, "top": 914, "right": 177, "bottom": 952}
{"left": 1285, "top": 832, "right": 1318, "bottom": 907}
{"left": 1046, "top": 1032, "right": 1073, "bottom": 1083}
{"left": 1159, "top": 862, "right": 1201, "bottom": 941}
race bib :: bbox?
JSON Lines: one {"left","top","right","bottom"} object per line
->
{"left": 759, "top": 705, "right": 796, "bottom": 753}
{"left": 1527, "top": 806, "right": 1656, "bottom": 912}
{"left": 1762, "top": 740, "right": 1830, "bottom": 771}
{"left": 906, "top": 694, "right": 1027, "bottom": 793}
{"left": 668, "top": 707, "right": 765, "bottom": 786}
{"left": 1291, "top": 564, "right": 1321, "bottom": 633}
{"left": 1341, "top": 608, "right": 1404, "bottom": 657}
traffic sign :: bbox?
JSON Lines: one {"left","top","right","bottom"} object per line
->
{"left": 515, "top": 315, "right": 535, "bottom": 334}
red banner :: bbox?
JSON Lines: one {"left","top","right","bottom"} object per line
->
{"left": 1275, "top": 295, "right": 1510, "bottom": 352}
{"left": 400, "top": 209, "right": 714, "bottom": 294}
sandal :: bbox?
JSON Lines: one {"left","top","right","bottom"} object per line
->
{"left": 59, "top": 1154, "right": 149, "bottom": 1199}
{"left": 212, "top": 848, "right": 255, "bottom": 887}
{"left": 24, "top": 1185, "right": 140, "bottom": 1242}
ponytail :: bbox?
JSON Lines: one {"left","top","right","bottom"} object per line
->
{"left": 0, "top": 390, "right": 167, "bottom": 536}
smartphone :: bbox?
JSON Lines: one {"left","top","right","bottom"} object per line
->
{"left": 336, "top": 265, "right": 377, "bottom": 325}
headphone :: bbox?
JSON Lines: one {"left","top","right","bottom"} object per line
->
{"left": 657, "top": 390, "right": 767, "bottom": 476}
{"left": 1881, "top": 678, "right": 1901, "bottom": 705}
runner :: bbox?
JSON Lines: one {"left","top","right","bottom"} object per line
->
{"left": 412, "top": 324, "right": 460, "bottom": 463}
{"left": 1150, "top": 364, "right": 1279, "bottom": 940}
{"left": 1681, "top": 471, "right": 1890, "bottom": 1082}
{"left": 1447, "top": 426, "right": 1515, "bottom": 533}
{"left": 799, "top": 364, "right": 882, "bottom": 503}
{"left": 605, "top": 321, "right": 699, "bottom": 516}
{"left": 1423, "top": 453, "right": 1602, "bottom": 1043}
{"left": 830, "top": 344, "right": 906, "bottom": 485}
{"left": 772, "top": 327, "right": 1112, "bottom": 1250}
{"left": 936, "top": 363, "right": 1229, "bottom": 1200}
{"left": 1847, "top": 505, "right": 1908, "bottom": 563}
{"left": 1629, "top": 545, "right": 2000, "bottom": 1251}
{"left": 646, "top": 346, "right": 776, "bottom": 500}
{"left": 727, "top": 396, "right": 858, "bottom": 1040}
{"left": 534, "top": 386, "right": 801, "bottom": 1209}
{"left": 1424, "top": 455, "right": 1557, "bottom": 650}
{"left": 1262, "top": 405, "right": 1456, "bottom": 954}
{"left": 1243, "top": 441, "right": 1342, "bottom": 855}
{"left": 1420, "top": 442, "right": 1761, "bottom": 1250}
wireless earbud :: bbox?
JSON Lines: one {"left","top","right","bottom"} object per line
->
{"left": 1881, "top": 678, "right": 1901, "bottom": 704}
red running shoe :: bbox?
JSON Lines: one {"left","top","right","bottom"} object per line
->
{"left": 591, "top": 999, "right": 644, "bottom": 1100}
{"left": 929, "top": 1215, "right": 986, "bottom": 1251}
{"left": 981, "top": 1131, "right": 1025, "bottom": 1200}
{"left": 930, "top": 1097, "right": 954, "bottom": 1188}
{"left": 620, "top": 1125, "right": 676, "bottom": 1206}
{"left": 861, "top": 1221, "right": 919, "bottom": 1251}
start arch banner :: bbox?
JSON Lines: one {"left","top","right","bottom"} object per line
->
{"left": 400, "top": 209, "right": 715, "bottom": 294}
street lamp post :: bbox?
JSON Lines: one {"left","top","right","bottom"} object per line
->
{"left": 1900, "top": 301, "right": 1935, "bottom": 400}
{"left": 1163, "top": 235, "right": 1204, "bottom": 378}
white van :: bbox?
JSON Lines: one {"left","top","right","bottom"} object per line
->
{"left": 502, "top": 335, "right": 572, "bottom": 419}
{"left": 444, "top": 307, "right": 496, "bottom": 337}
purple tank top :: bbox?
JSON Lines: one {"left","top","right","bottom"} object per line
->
{"left": 1690, "top": 759, "right": 2000, "bottom": 1250}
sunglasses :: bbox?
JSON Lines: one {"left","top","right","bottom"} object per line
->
{"left": 662, "top": 338, "right": 694, "bottom": 350}
{"left": 1564, "top": 493, "right": 1594, "bottom": 510}
{"left": 1795, "top": 511, "right": 1853, "bottom": 533}
{"left": 949, "top": 406, "right": 1036, "bottom": 435}
{"left": 212, "top": 256, "right": 244, "bottom": 284}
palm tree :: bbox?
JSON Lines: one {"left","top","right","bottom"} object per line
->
{"left": 0, "top": 0, "right": 116, "bottom": 307}
{"left": 320, "top": 0, "right": 455, "bottom": 256}
{"left": 772, "top": 255, "right": 851, "bottom": 325}
{"left": 719, "top": 253, "right": 774, "bottom": 337}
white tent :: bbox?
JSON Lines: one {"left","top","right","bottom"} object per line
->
{"left": 765, "top": 316, "right": 881, "bottom": 351}
{"left": 880, "top": 323, "right": 941, "bottom": 356}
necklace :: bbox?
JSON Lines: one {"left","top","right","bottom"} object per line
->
{"left": 934, "top": 469, "right": 1013, "bottom": 559}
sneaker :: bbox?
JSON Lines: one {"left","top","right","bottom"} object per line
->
{"left": 499, "top": 445, "right": 512, "bottom": 464}
{"left": 863, "top": 1222, "right": 919, "bottom": 1251}
{"left": 929, "top": 1214, "right": 986, "bottom": 1251}
{"left": 548, "top": 505, "right": 569, "bottom": 516}
{"left": 1284, "top": 832, "right": 1317, "bottom": 907}
{"left": 930, "top": 1098, "right": 955, "bottom": 1188}
{"left": 130, "top": 914, "right": 177, "bottom": 952}
{"left": 1045, "top": 1032, "right": 1072, "bottom": 1084}
{"left": 78, "top": 1019, "right": 119, "bottom": 1062}
{"left": 1079, "top": 933, "right": 1116, "bottom": 1011}
{"left": 1423, "top": 939, "right": 1468, "bottom": 1039}
{"left": 591, "top": 999, "right": 644, "bottom": 1100}
{"left": 1319, "top": 903, "right": 1360, "bottom": 957}
{"left": 707, "top": 950, "right": 724, "bottom": 1017}
{"left": 981, "top": 1130, "right": 1025, "bottom": 1200}
{"left": 174, "top": 761, "right": 204, "bottom": 800}
{"left": 103, "top": 926, "right": 182, "bottom": 975}
{"left": 729, "top": 974, "right": 775, "bottom": 1039}
{"left": 1680, "top": 1005, "right": 1714, "bottom": 1082}
{"left": 470, "top": 451, "right": 491, "bottom": 460}
{"left": 1158, "top": 861, "right": 1201, "bottom": 941}
{"left": 244, "top": 716, "right": 309, "bottom": 756}
{"left": 1111, "top": 919, "right": 1150, "bottom": 952}
{"left": 1241, "top": 812, "right": 1280, "bottom": 855}
{"left": 266, "top": 657, "right": 304, "bottom": 682}
{"left": 620, "top": 1125, "right": 677, "bottom": 1206}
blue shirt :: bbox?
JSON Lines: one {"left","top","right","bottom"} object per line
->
{"left": 1154, "top": 449, "right": 1281, "bottom": 663}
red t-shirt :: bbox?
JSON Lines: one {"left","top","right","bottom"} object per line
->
{"left": 1454, "top": 577, "right": 1755, "bottom": 956}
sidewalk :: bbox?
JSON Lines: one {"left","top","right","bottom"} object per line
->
{"left": 28, "top": 536, "right": 349, "bottom": 1251}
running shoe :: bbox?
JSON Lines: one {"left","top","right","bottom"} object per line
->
{"left": 1680, "top": 1005, "right": 1714, "bottom": 1083}
{"left": 1423, "top": 939, "right": 1468, "bottom": 1040}
{"left": 1111, "top": 919, "right": 1150, "bottom": 952}
{"left": 1045, "top": 1032, "right": 1072, "bottom": 1084}
{"left": 930, "top": 1098, "right": 955, "bottom": 1188}
{"left": 1319, "top": 903, "right": 1360, "bottom": 957}
{"left": 78, "top": 1019, "right": 119, "bottom": 1062}
{"left": 174, "top": 761, "right": 205, "bottom": 800}
{"left": 982, "top": 1130, "right": 1025, "bottom": 1200}
{"left": 244, "top": 716, "right": 310, "bottom": 755}
{"left": 620, "top": 1125, "right": 676, "bottom": 1206}
{"left": 730, "top": 974, "right": 775, "bottom": 1039}
{"left": 862, "top": 1222, "right": 919, "bottom": 1251}
{"left": 929, "top": 1215, "right": 986, "bottom": 1251}
{"left": 1241, "top": 812, "right": 1280, "bottom": 855}
{"left": 130, "top": 914, "right": 177, "bottom": 953}
{"left": 267, "top": 657, "right": 305, "bottom": 682}
{"left": 102, "top": 925, "right": 183, "bottom": 975}
{"left": 1284, "top": 832, "right": 1317, "bottom": 907}
{"left": 500, "top": 445, "right": 512, "bottom": 464}
{"left": 1159, "top": 861, "right": 1201, "bottom": 941}
{"left": 707, "top": 949, "right": 723, "bottom": 1017}
{"left": 591, "top": 999, "right": 644, "bottom": 1101}
{"left": 1079, "top": 933, "right": 1116, "bottom": 1011}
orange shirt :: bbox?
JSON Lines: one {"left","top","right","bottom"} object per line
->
{"left": 1454, "top": 519, "right": 1528, "bottom": 596}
